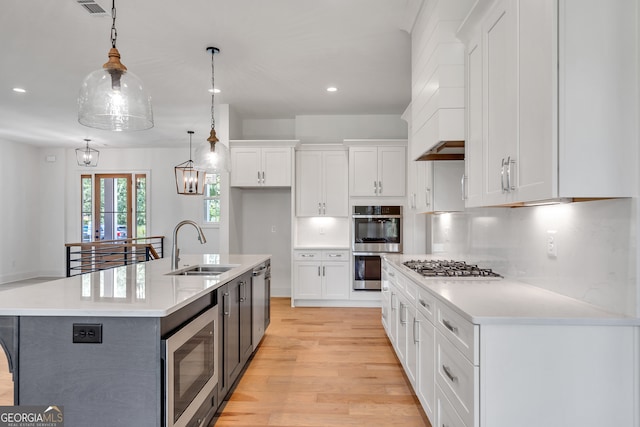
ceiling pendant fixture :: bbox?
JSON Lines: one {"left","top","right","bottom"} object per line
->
{"left": 175, "top": 131, "right": 206, "bottom": 195}
{"left": 198, "top": 47, "right": 229, "bottom": 173}
{"left": 76, "top": 139, "right": 100, "bottom": 167}
{"left": 77, "top": 0, "right": 153, "bottom": 131}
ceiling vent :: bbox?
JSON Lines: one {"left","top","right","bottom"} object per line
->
{"left": 76, "top": 0, "right": 108, "bottom": 16}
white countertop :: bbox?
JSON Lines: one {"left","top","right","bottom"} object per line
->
{"left": 384, "top": 254, "right": 640, "bottom": 326}
{"left": 0, "top": 254, "right": 270, "bottom": 317}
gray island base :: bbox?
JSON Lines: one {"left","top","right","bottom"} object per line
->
{"left": 0, "top": 254, "right": 271, "bottom": 427}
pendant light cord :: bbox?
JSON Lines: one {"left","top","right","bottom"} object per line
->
{"left": 110, "top": 0, "right": 117, "bottom": 48}
{"left": 210, "top": 50, "right": 216, "bottom": 131}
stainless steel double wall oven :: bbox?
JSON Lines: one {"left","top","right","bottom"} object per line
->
{"left": 352, "top": 205, "right": 402, "bottom": 291}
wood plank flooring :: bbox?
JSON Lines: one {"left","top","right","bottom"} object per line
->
{"left": 0, "top": 298, "right": 430, "bottom": 426}
{"left": 213, "top": 298, "right": 430, "bottom": 427}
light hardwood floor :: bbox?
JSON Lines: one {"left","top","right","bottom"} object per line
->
{"left": 0, "top": 298, "right": 429, "bottom": 426}
{"left": 213, "top": 298, "right": 430, "bottom": 426}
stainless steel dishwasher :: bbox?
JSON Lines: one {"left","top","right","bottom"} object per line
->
{"left": 251, "top": 261, "right": 271, "bottom": 350}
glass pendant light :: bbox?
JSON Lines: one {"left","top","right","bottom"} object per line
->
{"left": 78, "top": 0, "right": 153, "bottom": 131}
{"left": 197, "top": 47, "right": 229, "bottom": 173}
{"left": 175, "top": 131, "right": 206, "bottom": 195}
{"left": 76, "top": 139, "right": 99, "bottom": 167}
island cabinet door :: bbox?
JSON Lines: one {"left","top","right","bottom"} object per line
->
{"left": 219, "top": 271, "right": 254, "bottom": 400}
{"left": 18, "top": 316, "right": 162, "bottom": 427}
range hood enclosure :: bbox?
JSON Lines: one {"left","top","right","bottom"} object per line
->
{"left": 416, "top": 140, "right": 465, "bottom": 161}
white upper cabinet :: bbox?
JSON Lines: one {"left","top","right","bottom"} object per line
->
{"left": 230, "top": 140, "right": 298, "bottom": 187}
{"left": 296, "top": 148, "right": 348, "bottom": 217}
{"left": 417, "top": 161, "right": 465, "bottom": 213}
{"left": 347, "top": 140, "right": 407, "bottom": 197}
{"left": 458, "top": 0, "right": 638, "bottom": 206}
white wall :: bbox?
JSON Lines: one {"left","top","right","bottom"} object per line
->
{"left": 431, "top": 198, "right": 637, "bottom": 317}
{"left": 0, "top": 141, "right": 42, "bottom": 283}
{"left": 236, "top": 188, "right": 292, "bottom": 297}
{"left": 295, "top": 114, "right": 408, "bottom": 143}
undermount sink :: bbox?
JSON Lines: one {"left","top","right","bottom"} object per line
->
{"left": 167, "top": 265, "right": 237, "bottom": 276}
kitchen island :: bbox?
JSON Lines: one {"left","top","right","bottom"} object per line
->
{"left": 0, "top": 254, "right": 270, "bottom": 427}
{"left": 382, "top": 254, "right": 640, "bottom": 427}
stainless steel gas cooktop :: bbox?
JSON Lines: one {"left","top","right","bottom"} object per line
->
{"left": 403, "top": 259, "right": 502, "bottom": 278}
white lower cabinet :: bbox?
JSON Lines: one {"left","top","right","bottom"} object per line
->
{"left": 436, "top": 330, "right": 478, "bottom": 427}
{"left": 437, "top": 385, "right": 467, "bottom": 427}
{"left": 416, "top": 310, "right": 436, "bottom": 422}
{"left": 381, "top": 259, "right": 639, "bottom": 427}
{"left": 293, "top": 250, "right": 349, "bottom": 302}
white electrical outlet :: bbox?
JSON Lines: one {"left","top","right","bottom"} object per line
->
{"left": 547, "top": 231, "right": 557, "bottom": 257}
{"left": 271, "top": 225, "right": 276, "bottom": 233}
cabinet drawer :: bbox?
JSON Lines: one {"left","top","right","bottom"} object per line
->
{"left": 437, "top": 385, "right": 468, "bottom": 427}
{"left": 416, "top": 287, "right": 436, "bottom": 324}
{"left": 437, "top": 303, "right": 478, "bottom": 364}
{"left": 398, "top": 272, "right": 417, "bottom": 303}
{"left": 436, "top": 331, "right": 478, "bottom": 427}
{"left": 321, "top": 250, "right": 349, "bottom": 261}
{"left": 294, "top": 251, "right": 321, "bottom": 260}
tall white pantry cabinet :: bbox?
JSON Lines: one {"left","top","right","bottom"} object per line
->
{"left": 458, "top": 0, "right": 638, "bottom": 207}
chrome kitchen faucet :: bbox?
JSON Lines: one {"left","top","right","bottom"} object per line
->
{"left": 171, "top": 220, "right": 207, "bottom": 269}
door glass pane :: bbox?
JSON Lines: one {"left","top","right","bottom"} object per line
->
{"left": 135, "top": 175, "right": 146, "bottom": 238}
{"left": 81, "top": 176, "right": 92, "bottom": 242}
{"left": 97, "top": 175, "right": 131, "bottom": 241}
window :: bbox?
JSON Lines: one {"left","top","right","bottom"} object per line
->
{"left": 204, "top": 173, "right": 221, "bottom": 224}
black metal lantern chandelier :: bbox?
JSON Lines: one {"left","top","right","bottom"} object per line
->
{"left": 175, "top": 131, "right": 206, "bottom": 195}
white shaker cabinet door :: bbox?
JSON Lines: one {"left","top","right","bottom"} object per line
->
{"left": 261, "top": 147, "right": 291, "bottom": 187}
{"left": 295, "top": 151, "right": 323, "bottom": 216}
{"left": 349, "top": 147, "right": 379, "bottom": 196}
{"left": 377, "top": 146, "right": 406, "bottom": 197}
{"left": 231, "top": 147, "right": 262, "bottom": 187}
{"left": 322, "top": 150, "right": 348, "bottom": 217}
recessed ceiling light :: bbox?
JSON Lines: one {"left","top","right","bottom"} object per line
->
{"left": 326, "top": 87, "right": 338, "bottom": 92}
{"left": 12, "top": 88, "right": 26, "bottom": 93}
{"left": 208, "top": 88, "right": 221, "bottom": 94}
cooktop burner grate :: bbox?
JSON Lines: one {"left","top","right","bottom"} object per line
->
{"left": 403, "top": 259, "right": 502, "bottom": 278}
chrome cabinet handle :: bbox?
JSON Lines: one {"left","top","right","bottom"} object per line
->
{"left": 261, "top": 171, "right": 265, "bottom": 184}
{"left": 442, "top": 365, "right": 458, "bottom": 383}
{"left": 300, "top": 253, "right": 315, "bottom": 258}
{"left": 418, "top": 298, "right": 430, "bottom": 310}
{"left": 322, "top": 266, "right": 325, "bottom": 276}
{"left": 317, "top": 266, "right": 321, "bottom": 276}
{"left": 322, "top": 202, "right": 326, "bottom": 215}
{"left": 391, "top": 292, "right": 396, "bottom": 311}
{"left": 257, "top": 171, "right": 261, "bottom": 184}
{"left": 501, "top": 158, "right": 507, "bottom": 193}
{"left": 318, "top": 202, "right": 322, "bottom": 215}
{"left": 461, "top": 174, "right": 466, "bottom": 200}
{"left": 223, "top": 291, "right": 230, "bottom": 316}
{"left": 378, "top": 180, "right": 382, "bottom": 195}
{"left": 413, "top": 318, "right": 419, "bottom": 343}
{"left": 388, "top": 271, "right": 395, "bottom": 277}
{"left": 507, "top": 156, "right": 515, "bottom": 191}
{"left": 426, "top": 188, "right": 431, "bottom": 207}
{"left": 399, "top": 302, "right": 406, "bottom": 324}
{"left": 239, "top": 281, "right": 246, "bottom": 302}
{"left": 442, "top": 319, "right": 458, "bottom": 334}
{"left": 327, "top": 254, "right": 342, "bottom": 258}
{"left": 374, "top": 180, "right": 378, "bottom": 194}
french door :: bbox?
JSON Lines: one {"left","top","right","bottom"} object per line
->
{"left": 81, "top": 173, "right": 146, "bottom": 242}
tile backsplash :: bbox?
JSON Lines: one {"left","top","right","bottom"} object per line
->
{"left": 431, "top": 198, "right": 637, "bottom": 316}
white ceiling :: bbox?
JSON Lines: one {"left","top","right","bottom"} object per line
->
{"left": 0, "top": 0, "right": 415, "bottom": 149}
